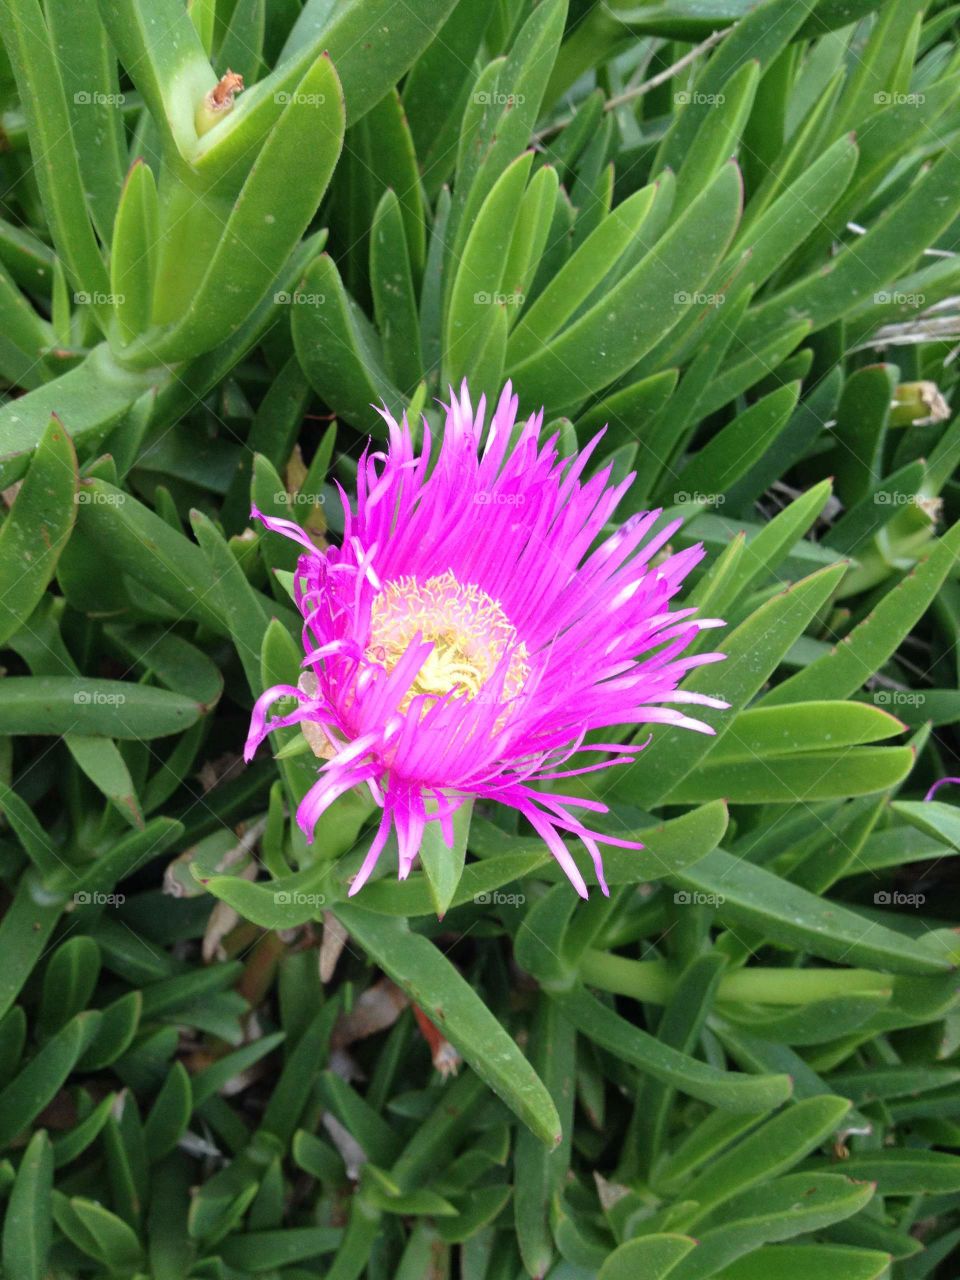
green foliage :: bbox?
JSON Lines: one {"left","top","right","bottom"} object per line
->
{"left": 2, "top": 0, "right": 960, "bottom": 1276}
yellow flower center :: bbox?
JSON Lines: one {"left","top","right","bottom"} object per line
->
{"left": 366, "top": 571, "right": 529, "bottom": 711}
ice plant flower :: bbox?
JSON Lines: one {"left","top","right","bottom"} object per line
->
{"left": 245, "top": 382, "right": 727, "bottom": 898}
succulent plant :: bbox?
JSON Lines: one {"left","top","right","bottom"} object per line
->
{"left": 2, "top": 1, "right": 960, "bottom": 1277}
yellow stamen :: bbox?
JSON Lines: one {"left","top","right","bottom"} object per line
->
{"left": 366, "top": 571, "right": 528, "bottom": 712}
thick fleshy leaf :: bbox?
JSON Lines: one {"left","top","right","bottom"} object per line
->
{"left": 0, "top": 677, "right": 204, "bottom": 739}
{"left": 553, "top": 985, "right": 792, "bottom": 1113}
{"left": 506, "top": 160, "right": 743, "bottom": 412}
{"left": 672, "top": 848, "right": 952, "bottom": 974}
{"left": 419, "top": 799, "right": 473, "bottom": 920}
{"left": 95, "top": 0, "right": 214, "bottom": 163}
{"left": 0, "top": 1013, "right": 103, "bottom": 1149}
{"left": 665, "top": 745, "right": 914, "bottom": 803}
{"left": 715, "top": 1246, "right": 891, "bottom": 1280}
{"left": 147, "top": 55, "right": 344, "bottom": 363}
{"left": 0, "top": 418, "right": 77, "bottom": 646}
{"left": 281, "top": 0, "right": 461, "bottom": 125}
{"left": 609, "top": 563, "right": 847, "bottom": 808}
{"left": 599, "top": 1235, "right": 697, "bottom": 1280}
{"left": 335, "top": 904, "right": 562, "bottom": 1147}
{"left": 110, "top": 161, "right": 159, "bottom": 347}
{"left": 2, "top": 1130, "right": 54, "bottom": 1280}
{"left": 291, "top": 254, "right": 403, "bottom": 429}
{"left": 1, "top": 0, "right": 111, "bottom": 298}
{"left": 763, "top": 520, "right": 960, "bottom": 705}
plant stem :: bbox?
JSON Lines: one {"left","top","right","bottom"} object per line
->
{"left": 534, "top": 27, "right": 730, "bottom": 143}
{"left": 580, "top": 949, "right": 892, "bottom": 1006}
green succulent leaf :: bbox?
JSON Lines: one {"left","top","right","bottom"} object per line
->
{"left": 335, "top": 904, "right": 562, "bottom": 1147}
{"left": 599, "top": 1235, "right": 697, "bottom": 1280}
{"left": 507, "top": 160, "right": 743, "bottom": 412}
{"left": 0, "top": 418, "right": 77, "bottom": 647}
{"left": 1, "top": 1, "right": 959, "bottom": 1273}
{"left": 672, "top": 848, "right": 952, "bottom": 974}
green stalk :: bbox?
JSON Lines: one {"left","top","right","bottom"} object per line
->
{"left": 580, "top": 949, "right": 892, "bottom": 1006}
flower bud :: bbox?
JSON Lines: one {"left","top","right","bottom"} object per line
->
{"left": 195, "top": 70, "right": 244, "bottom": 137}
{"left": 889, "top": 381, "right": 950, "bottom": 427}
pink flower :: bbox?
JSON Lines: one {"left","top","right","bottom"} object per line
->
{"left": 245, "top": 382, "right": 727, "bottom": 898}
